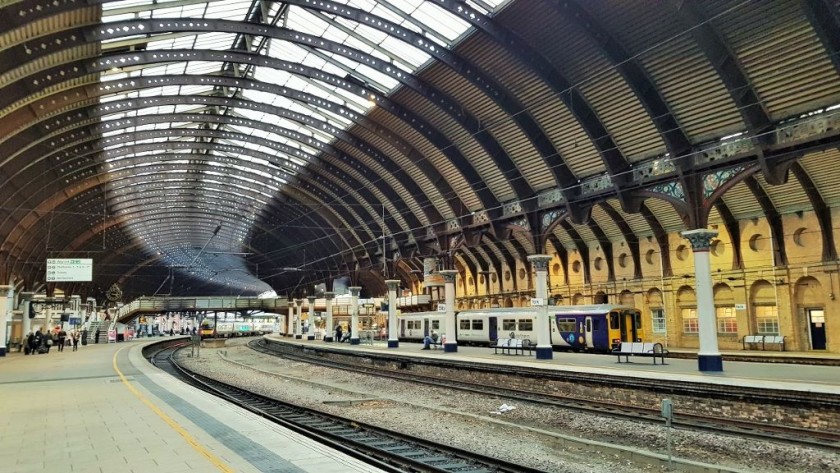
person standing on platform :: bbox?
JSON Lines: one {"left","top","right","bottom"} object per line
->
{"left": 33, "top": 330, "right": 43, "bottom": 354}
{"left": 25, "top": 332, "right": 34, "bottom": 355}
{"left": 334, "top": 324, "right": 342, "bottom": 343}
{"left": 71, "top": 330, "right": 80, "bottom": 351}
{"left": 44, "top": 330, "right": 54, "bottom": 353}
{"left": 57, "top": 328, "right": 67, "bottom": 352}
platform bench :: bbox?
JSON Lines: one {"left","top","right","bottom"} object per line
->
{"left": 493, "top": 338, "right": 532, "bottom": 355}
{"left": 763, "top": 335, "right": 785, "bottom": 351}
{"left": 742, "top": 335, "right": 785, "bottom": 351}
{"left": 612, "top": 342, "right": 668, "bottom": 365}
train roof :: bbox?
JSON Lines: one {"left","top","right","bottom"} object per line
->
{"left": 550, "top": 304, "right": 637, "bottom": 314}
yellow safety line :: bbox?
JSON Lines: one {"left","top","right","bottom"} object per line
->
{"left": 112, "top": 346, "right": 235, "bottom": 473}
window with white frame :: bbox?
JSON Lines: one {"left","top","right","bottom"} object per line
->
{"left": 681, "top": 307, "right": 698, "bottom": 333}
{"left": 754, "top": 305, "right": 780, "bottom": 334}
{"left": 716, "top": 306, "right": 738, "bottom": 333}
{"left": 651, "top": 308, "right": 666, "bottom": 333}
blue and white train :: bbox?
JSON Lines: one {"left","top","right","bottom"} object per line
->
{"left": 398, "top": 305, "right": 644, "bottom": 352}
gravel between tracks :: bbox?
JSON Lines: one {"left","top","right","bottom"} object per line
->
{"left": 174, "top": 339, "right": 839, "bottom": 473}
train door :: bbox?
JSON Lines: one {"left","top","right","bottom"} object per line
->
{"left": 489, "top": 316, "right": 498, "bottom": 341}
{"left": 618, "top": 310, "right": 641, "bottom": 342}
{"left": 584, "top": 316, "right": 593, "bottom": 349}
{"left": 808, "top": 309, "right": 826, "bottom": 350}
{"left": 423, "top": 319, "right": 430, "bottom": 337}
{"left": 400, "top": 319, "right": 406, "bottom": 337}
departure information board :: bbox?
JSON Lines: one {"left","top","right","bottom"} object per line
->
{"left": 46, "top": 258, "right": 93, "bottom": 282}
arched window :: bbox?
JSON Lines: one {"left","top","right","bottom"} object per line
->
{"left": 677, "top": 286, "right": 697, "bottom": 334}
{"left": 593, "top": 291, "right": 608, "bottom": 304}
{"left": 647, "top": 288, "right": 666, "bottom": 334}
{"left": 751, "top": 280, "right": 778, "bottom": 335}
{"left": 714, "top": 283, "right": 737, "bottom": 334}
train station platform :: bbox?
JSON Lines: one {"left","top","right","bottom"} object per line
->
{"left": 268, "top": 336, "right": 840, "bottom": 395}
{"left": 0, "top": 338, "right": 385, "bottom": 473}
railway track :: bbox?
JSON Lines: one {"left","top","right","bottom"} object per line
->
{"left": 147, "top": 342, "right": 546, "bottom": 473}
{"left": 250, "top": 338, "right": 840, "bottom": 452}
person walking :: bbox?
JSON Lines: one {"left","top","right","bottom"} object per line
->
{"left": 24, "top": 332, "right": 33, "bottom": 355}
{"left": 57, "top": 328, "right": 67, "bottom": 352}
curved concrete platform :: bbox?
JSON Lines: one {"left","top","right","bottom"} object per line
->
{"left": 271, "top": 336, "right": 840, "bottom": 394}
{"left": 0, "top": 338, "right": 385, "bottom": 473}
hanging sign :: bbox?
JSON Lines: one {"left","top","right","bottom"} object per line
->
{"left": 46, "top": 259, "right": 93, "bottom": 282}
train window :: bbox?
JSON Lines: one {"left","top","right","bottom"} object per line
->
{"left": 502, "top": 319, "right": 516, "bottom": 331}
{"left": 633, "top": 311, "right": 643, "bottom": 329}
{"left": 518, "top": 319, "right": 533, "bottom": 331}
{"left": 472, "top": 320, "right": 483, "bottom": 330}
{"left": 408, "top": 321, "right": 420, "bottom": 330}
{"left": 585, "top": 318, "right": 591, "bottom": 332}
{"left": 460, "top": 319, "right": 471, "bottom": 330}
{"left": 556, "top": 318, "right": 576, "bottom": 332}
{"left": 431, "top": 320, "right": 441, "bottom": 330}
{"left": 609, "top": 312, "right": 620, "bottom": 330}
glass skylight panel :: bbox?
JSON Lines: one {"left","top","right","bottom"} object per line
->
{"left": 415, "top": 3, "right": 469, "bottom": 40}
{"left": 184, "top": 61, "right": 221, "bottom": 75}
{"left": 205, "top": 0, "right": 251, "bottom": 19}
{"left": 368, "top": 2, "right": 415, "bottom": 25}
{"left": 379, "top": 36, "right": 429, "bottom": 68}
{"left": 192, "top": 33, "right": 237, "bottom": 50}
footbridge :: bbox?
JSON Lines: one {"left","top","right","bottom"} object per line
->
{"left": 113, "top": 296, "right": 290, "bottom": 325}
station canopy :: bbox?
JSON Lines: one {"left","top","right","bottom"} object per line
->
{"left": 1, "top": 0, "right": 839, "bottom": 299}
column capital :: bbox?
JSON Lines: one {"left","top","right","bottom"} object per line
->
{"left": 0, "top": 285, "right": 11, "bottom": 291}
{"left": 307, "top": 296, "right": 316, "bottom": 303}
{"left": 439, "top": 269, "right": 458, "bottom": 283}
{"left": 324, "top": 291, "right": 335, "bottom": 300}
{"left": 348, "top": 286, "right": 361, "bottom": 297}
{"left": 527, "top": 254, "right": 552, "bottom": 271}
{"left": 70, "top": 294, "right": 81, "bottom": 299}
{"left": 680, "top": 229, "right": 719, "bottom": 251}
{"left": 385, "top": 280, "right": 400, "bottom": 290}
{"left": 294, "top": 299, "right": 303, "bottom": 306}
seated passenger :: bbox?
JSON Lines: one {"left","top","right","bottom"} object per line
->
{"left": 422, "top": 330, "right": 439, "bottom": 350}
{"left": 340, "top": 329, "right": 351, "bottom": 343}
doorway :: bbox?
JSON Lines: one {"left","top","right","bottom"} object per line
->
{"left": 807, "top": 309, "right": 826, "bottom": 350}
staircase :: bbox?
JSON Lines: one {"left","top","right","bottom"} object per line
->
{"left": 85, "top": 321, "right": 102, "bottom": 344}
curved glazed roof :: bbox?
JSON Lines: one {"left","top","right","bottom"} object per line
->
{"left": 1, "top": 0, "right": 839, "bottom": 299}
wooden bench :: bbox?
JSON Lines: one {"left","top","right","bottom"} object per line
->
{"left": 742, "top": 335, "right": 785, "bottom": 351}
{"left": 492, "top": 338, "right": 532, "bottom": 355}
{"left": 612, "top": 342, "right": 669, "bottom": 365}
